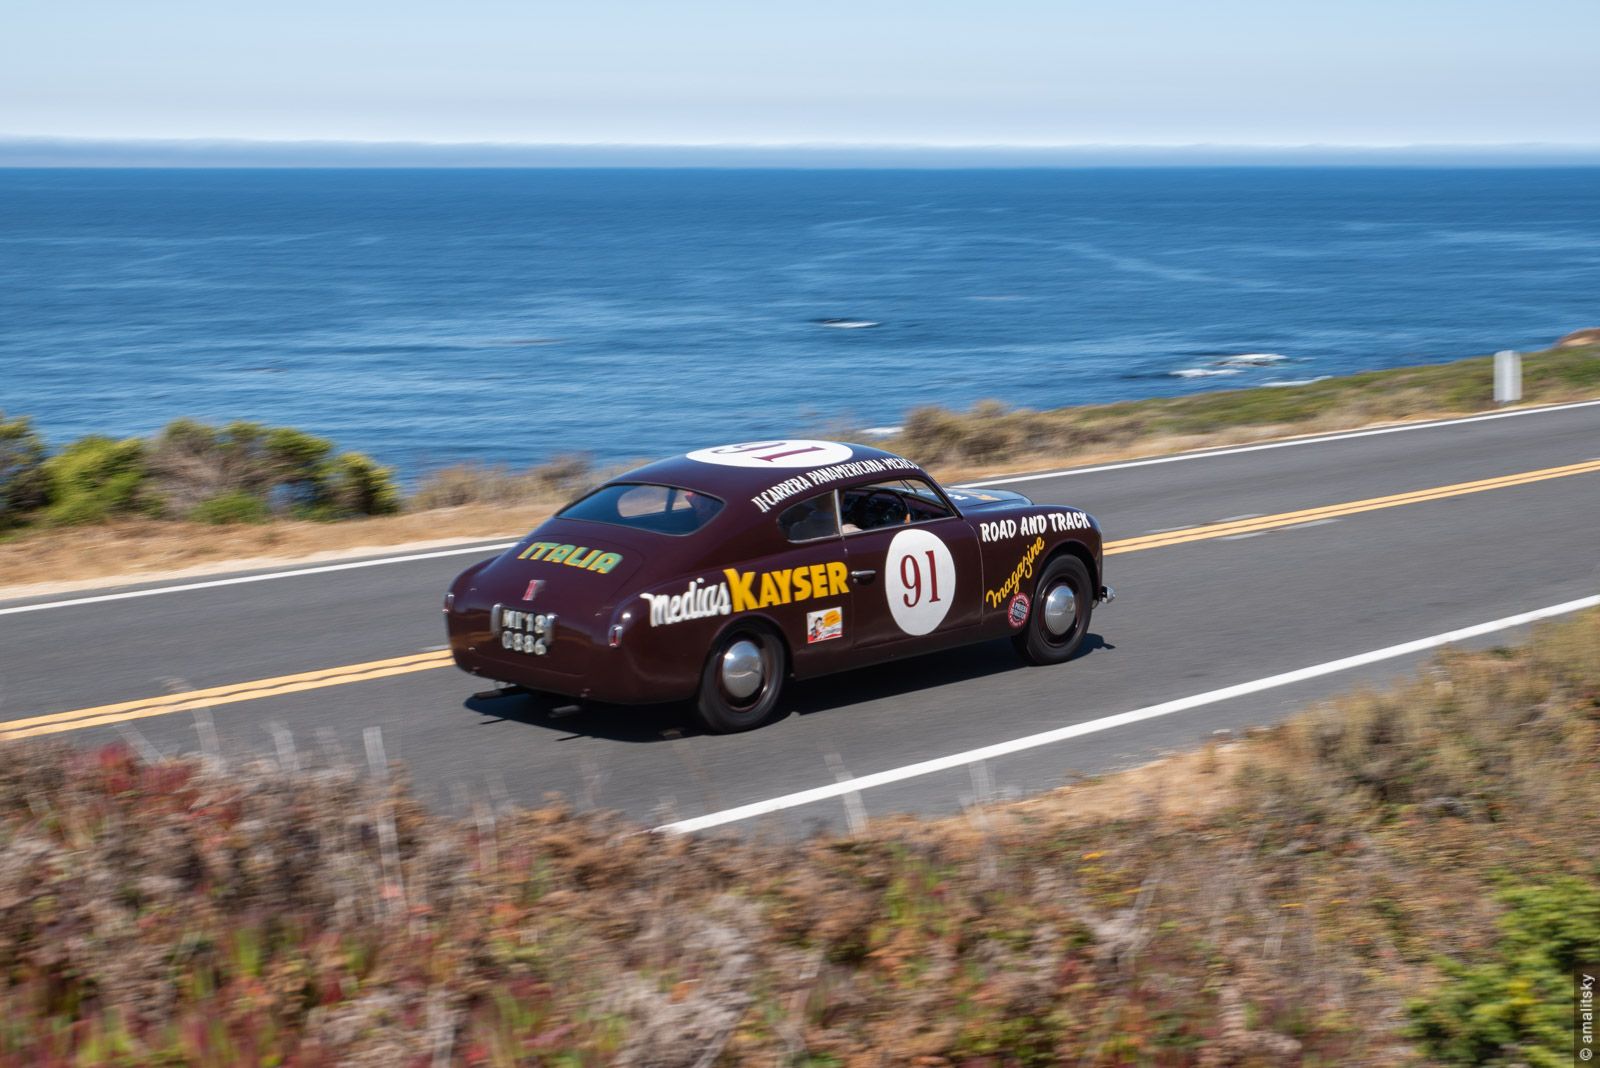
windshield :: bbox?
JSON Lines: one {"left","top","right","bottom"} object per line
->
{"left": 557, "top": 483, "right": 725, "bottom": 536}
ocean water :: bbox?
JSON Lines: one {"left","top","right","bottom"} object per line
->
{"left": 2, "top": 167, "right": 1596, "bottom": 477}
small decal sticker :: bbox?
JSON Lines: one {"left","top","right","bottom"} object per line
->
{"left": 522, "top": 579, "right": 545, "bottom": 602}
{"left": 885, "top": 527, "right": 957, "bottom": 636}
{"left": 1007, "top": 593, "right": 1030, "bottom": 628}
{"left": 807, "top": 606, "right": 844, "bottom": 644}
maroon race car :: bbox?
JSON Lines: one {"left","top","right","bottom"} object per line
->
{"left": 444, "top": 440, "right": 1112, "bottom": 732}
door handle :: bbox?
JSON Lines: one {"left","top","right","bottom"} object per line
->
{"left": 850, "top": 569, "right": 877, "bottom": 584}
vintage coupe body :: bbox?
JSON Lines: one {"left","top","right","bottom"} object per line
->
{"left": 444, "top": 440, "right": 1111, "bottom": 732}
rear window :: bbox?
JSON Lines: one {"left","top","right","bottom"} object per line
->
{"left": 558, "top": 483, "right": 724, "bottom": 536}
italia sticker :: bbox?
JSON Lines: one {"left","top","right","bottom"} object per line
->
{"left": 885, "top": 527, "right": 956, "bottom": 636}
{"left": 1007, "top": 593, "right": 1030, "bottom": 628}
{"left": 517, "top": 541, "right": 623, "bottom": 574}
{"left": 806, "top": 606, "right": 843, "bottom": 644}
{"left": 686, "top": 440, "right": 854, "bottom": 469}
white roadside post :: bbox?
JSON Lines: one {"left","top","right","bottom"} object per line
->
{"left": 1494, "top": 349, "right": 1522, "bottom": 405}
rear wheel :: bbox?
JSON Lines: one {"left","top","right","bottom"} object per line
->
{"left": 1013, "top": 555, "right": 1093, "bottom": 665}
{"left": 694, "top": 625, "right": 786, "bottom": 733}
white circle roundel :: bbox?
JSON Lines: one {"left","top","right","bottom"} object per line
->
{"left": 885, "top": 527, "right": 956, "bottom": 636}
{"left": 685, "top": 440, "right": 853, "bottom": 469}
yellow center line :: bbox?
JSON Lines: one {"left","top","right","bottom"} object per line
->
{"left": 1, "top": 652, "right": 452, "bottom": 741}
{"left": 1104, "top": 457, "right": 1600, "bottom": 554}
{"left": 5, "top": 456, "right": 1597, "bottom": 741}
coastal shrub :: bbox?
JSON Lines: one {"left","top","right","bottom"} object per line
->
{"left": 899, "top": 404, "right": 972, "bottom": 463}
{"left": 530, "top": 451, "right": 596, "bottom": 498}
{"left": 0, "top": 411, "right": 49, "bottom": 529}
{"left": 410, "top": 453, "right": 594, "bottom": 510}
{"left": 146, "top": 419, "right": 399, "bottom": 519}
{"left": 189, "top": 490, "right": 271, "bottom": 525}
{"left": 1406, "top": 876, "right": 1600, "bottom": 1066}
{"left": 40, "top": 435, "right": 150, "bottom": 525}
{"left": 410, "top": 462, "right": 527, "bottom": 508}
{"left": 898, "top": 401, "right": 1065, "bottom": 466}
{"left": 147, "top": 419, "right": 334, "bottom": 516}
{"left": 316, "top": 452, "right": 401, "bottom": 518}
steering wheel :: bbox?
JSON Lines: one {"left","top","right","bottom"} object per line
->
{"left": 847, "top": 489, "right": 908, "bottom": 530}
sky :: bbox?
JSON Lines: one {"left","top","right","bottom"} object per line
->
{"left": 3, "top": 0, "right": 1598, "bottom": 148}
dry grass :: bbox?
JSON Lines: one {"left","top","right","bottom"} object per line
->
{"left": 3, "top": 609, "right": 1597, "bottom": 1065}
{"left": 0, "top": 504, "right": 556, "bottom": 599}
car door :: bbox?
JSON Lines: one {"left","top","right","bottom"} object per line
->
{"left": 839, "top": 477, "right": 983, "bottom": 652}
{"left": 752, "top": 490, "right": 856, "bottom": 675}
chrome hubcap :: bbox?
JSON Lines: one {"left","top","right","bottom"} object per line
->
{"left": 721, "top": 639, "right": 764, "bottom": 700}
{"left": 1043, "top": 583, "right": 1078, "bottom": 636}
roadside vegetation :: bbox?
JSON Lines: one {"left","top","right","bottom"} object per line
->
{"left": 1, "top": 334, "right": 1595, "bottom": 592}
{"left": 2, "top": 608, "right": 1596, "bottom": 1065}
{"left": 889, "top": 332, "right": 1600, "bottom": 471}
{"left": 0, "top": 417, "right": 403, "bottom": 530}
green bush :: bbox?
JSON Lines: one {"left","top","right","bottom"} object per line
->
{"left": 40, "top": 436, "right": 149, "bottom": 525}
{"left": 317, "top": 452, "right": 401, "bottom": 519}
{"left": 147, "top": 419, "right": 398, "bottom": 519}
{"left": 1407, "top": 874, "right": 1600, "bottom": 1066}
{"left": 148, "top": 419, "right": 335, "bottom": 516}
{"left": 0, "top": 412, "right": 49, "bottom": 529}
{"left": 189, "top": 491, "right": 271, "bottom": 525}
{"left": 2, "top": 415, "right": 402, "bottom": 530}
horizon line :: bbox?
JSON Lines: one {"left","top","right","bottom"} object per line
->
{"left": 9, "top": 134, "right": 1600, "bottom": 149}
{"left": 6, "top": 135, "right": 1600, "bottom": 169}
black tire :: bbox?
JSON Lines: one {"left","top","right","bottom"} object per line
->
{"left": 1012, "top": 555, "right": 1093, "bottom": 665}
{"left": 694, "top": 625, "right": 787, "bottom": 733}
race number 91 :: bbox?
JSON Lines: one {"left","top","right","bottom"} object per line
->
{"left": 885, "top": 528, "right": 956, "bottom": 636}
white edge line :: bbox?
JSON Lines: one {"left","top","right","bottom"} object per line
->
{"left": 655, "top": 594, "right": 1600, "bottom": 834}
{"left": 955, "top": 398, "right": 1600, "bottom": 488}
{"left": 0, "top": 542, "right": 519, "bottom": 616}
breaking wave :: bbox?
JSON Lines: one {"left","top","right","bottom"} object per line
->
{"left": 1216, "top": 352, "right": 1289, "bottom": 366}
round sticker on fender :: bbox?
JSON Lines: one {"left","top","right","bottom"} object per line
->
{"left": 885, "top": 528, "right": 956, "bottom": 636}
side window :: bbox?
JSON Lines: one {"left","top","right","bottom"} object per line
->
{"left": 777, "top": 492, "right": 840, "bottom": 542}
{"left": 840, "top": 479, "right": 954, "bottom": 533}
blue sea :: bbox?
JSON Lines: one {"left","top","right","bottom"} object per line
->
{"left": 2, "top": 167, "right": 1596, "bottom": 478}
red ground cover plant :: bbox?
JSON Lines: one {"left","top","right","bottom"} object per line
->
{"left": 2, "top": 609, "right": 1598, "bottom": 1065}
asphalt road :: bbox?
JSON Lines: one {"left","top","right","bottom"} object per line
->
{"left": 3, "top": 401, "right": 1598, "bottom": 834}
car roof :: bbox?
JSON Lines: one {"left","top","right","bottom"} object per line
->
{"left": 604, "top": 440, "right": 931, "bottom": 506}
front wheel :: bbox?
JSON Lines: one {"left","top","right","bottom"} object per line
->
{"left": 1012, "top": 555, "right": 1093, "bottom": 665}
{"left": 694, "top": 626, "right": 787, "bottom": 733}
